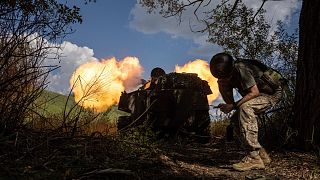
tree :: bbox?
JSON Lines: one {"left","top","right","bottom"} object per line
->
{"left": 205, "top": 1, "right": 277, "bottom": 65}
{"left": 0, "top": 0, "right": 82, "bottom": 132}
{"left": 294, "top": 1, "right": 320, "bottom": 150}
{"left": 139, "top": 0, "right": 297, "bottom": 73}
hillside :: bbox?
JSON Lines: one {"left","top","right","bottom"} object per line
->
{"left": 35, "top": 90, "right": 76, "bottom": 115}
{"left": 35, "top": 90, "right": 127, "bottom": 122}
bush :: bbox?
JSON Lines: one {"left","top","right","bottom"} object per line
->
{"left": 0, "top": 0, "right": 82, "bottom": 133}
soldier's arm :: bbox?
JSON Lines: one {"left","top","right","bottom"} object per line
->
{"left": 234, "top": 84, "right": 259, "bottom": 108}
{"left": 218, "top": 80, "right": 234, "bottom": 104}
{"left": 234, "top": 66, "right": 260, "bottom": 108}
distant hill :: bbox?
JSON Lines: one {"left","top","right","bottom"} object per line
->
{"left": 35, "top": 90, "right": 128, "bottom": 122}
{"left": 35, "top": 90, "right": 75, "bottom": 115}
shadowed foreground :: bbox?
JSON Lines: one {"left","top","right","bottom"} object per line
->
{"left": 0, "top": 131, "right": 319, "bottom": 179}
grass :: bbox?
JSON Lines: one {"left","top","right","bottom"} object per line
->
{"left": 30, "top": 90, "right": 129, "bottom": 134}
{"left": 34, "top": 90, "right": 229, "bottom": 137}
{"left": 34, "top": 90, "right": 128, "bottom": 123}
{"left": 210, "top": 119, "right": 229, "bottom": 137}
{"left": 35, "top": 90, "right": 75, "bottom": 115}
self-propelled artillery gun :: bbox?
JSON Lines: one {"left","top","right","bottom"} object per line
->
{"left": 117, "top": 72, "right": 212, "bottom": 142}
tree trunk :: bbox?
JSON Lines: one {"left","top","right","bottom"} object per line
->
{"left": 294, "top": 0, "right": 320, "bottom": 150}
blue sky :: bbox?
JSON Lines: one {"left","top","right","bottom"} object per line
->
{"left": 64, "top": 0, "right": 202, "bottom": 74}
{"left": 48, "top": 0, "right": 301, "bottom": 94}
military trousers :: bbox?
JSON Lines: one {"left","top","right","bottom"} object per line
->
{"left": 230, "top": 88, "right": 282, "bottom": 151}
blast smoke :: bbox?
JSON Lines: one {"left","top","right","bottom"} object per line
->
{"left": 175, "top": 59, "right": 219, "bottom": 104}
{"left": 70, "top": 57, "right": 143, "bottom": 112}
{"left": 70, "top": 57, "right": 219, "bottom": 112}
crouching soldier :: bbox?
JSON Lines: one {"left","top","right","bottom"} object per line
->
{"left": 210, "top": 52, "right": 284, "bottom": 171}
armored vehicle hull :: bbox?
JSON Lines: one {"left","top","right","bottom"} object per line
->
{"left": 117, "top": 73, "right": 212, "bottom": 142}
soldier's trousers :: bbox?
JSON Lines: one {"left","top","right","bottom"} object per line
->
{"left": 229, "top": 89, "right": 282, "bottom": 151}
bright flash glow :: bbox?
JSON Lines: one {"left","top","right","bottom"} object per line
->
{"left": 175, "top": 59, "right": 219, "bottom": 104}
{"left": 70, "top": 57, "right": 143, "bottom": 112}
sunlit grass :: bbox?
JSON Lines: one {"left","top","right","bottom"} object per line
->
{"left": 210, "top": 119, "right": 230, "bottom": 137}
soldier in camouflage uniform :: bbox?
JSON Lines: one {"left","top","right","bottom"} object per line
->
{"left": 210, "top": 52, "right": 283, "bottom": 171}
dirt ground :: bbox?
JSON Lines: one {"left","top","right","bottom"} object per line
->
{"left": 0, "top": 132, "right": 319, "bottom": 180}
{"left": 141, "top": 140, "right": 319, "bottom": 180}
{"left": 78, "top": 137, "right": 320, "bottom": 180}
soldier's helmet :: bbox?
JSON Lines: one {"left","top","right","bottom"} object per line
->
{"left": 210, "top": 52, "right": 234, "bottom": 79}
{"left": 151, "top": 67, "right": 166, "bottom": 78}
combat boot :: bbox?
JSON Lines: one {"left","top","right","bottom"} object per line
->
{"left": 259, "top": 148, "right": 271, "bottom": 164}
{"left": 232, "top": 151, "right": 265, "bottom": 171}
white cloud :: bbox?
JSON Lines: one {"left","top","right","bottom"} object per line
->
{"left": 129, "top": 0, "right": 217, "bottom": 57}
{"left": 130, "top": 0, "right": 300, "bottom": 57}
{"left": 244, "top": 0, "right": 300, "bottom": 32}
{"left": 45, "top": 41, "right": 98, "bottom": 94}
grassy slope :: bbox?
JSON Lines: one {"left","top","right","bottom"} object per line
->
{"left": 36, "top": 90, "right": 128, "bottom": 122}
{"left": 35, "top": 90, "right": 75, "bottom": 115}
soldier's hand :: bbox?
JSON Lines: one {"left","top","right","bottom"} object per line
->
{"left": 218, "top": 103, "right": 233, "bottom": 114}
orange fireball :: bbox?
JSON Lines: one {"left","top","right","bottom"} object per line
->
{"left": 175, "top": 59, "right": 219, "bottom": 104}
{"left": 70, "top": 57, "right": 143, "bottom": 112}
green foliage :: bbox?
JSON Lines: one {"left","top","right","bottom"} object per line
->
{"left": 140, "top": 0, "right": 183, "bottom": 17}
{"left": 140, "top": 0, "right": 298, "bottom": 91}
{"left": 0, "top": 0, "right": 83, "bottom": 132}
{"left": 274, "top": 22, "right": 299, "bottom": 92}
{"left": 0, "top": 0, "right": 83, "bottom": 36}
{"left": 207, "top": 0, "right": 276, "bottom": 61}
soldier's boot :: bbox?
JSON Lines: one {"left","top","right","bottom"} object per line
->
{"left": 232, "top": 151, "right": 265, "bottom": 171}
{"left": 259, "top": 148, "right": 271, "bottom": 165}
